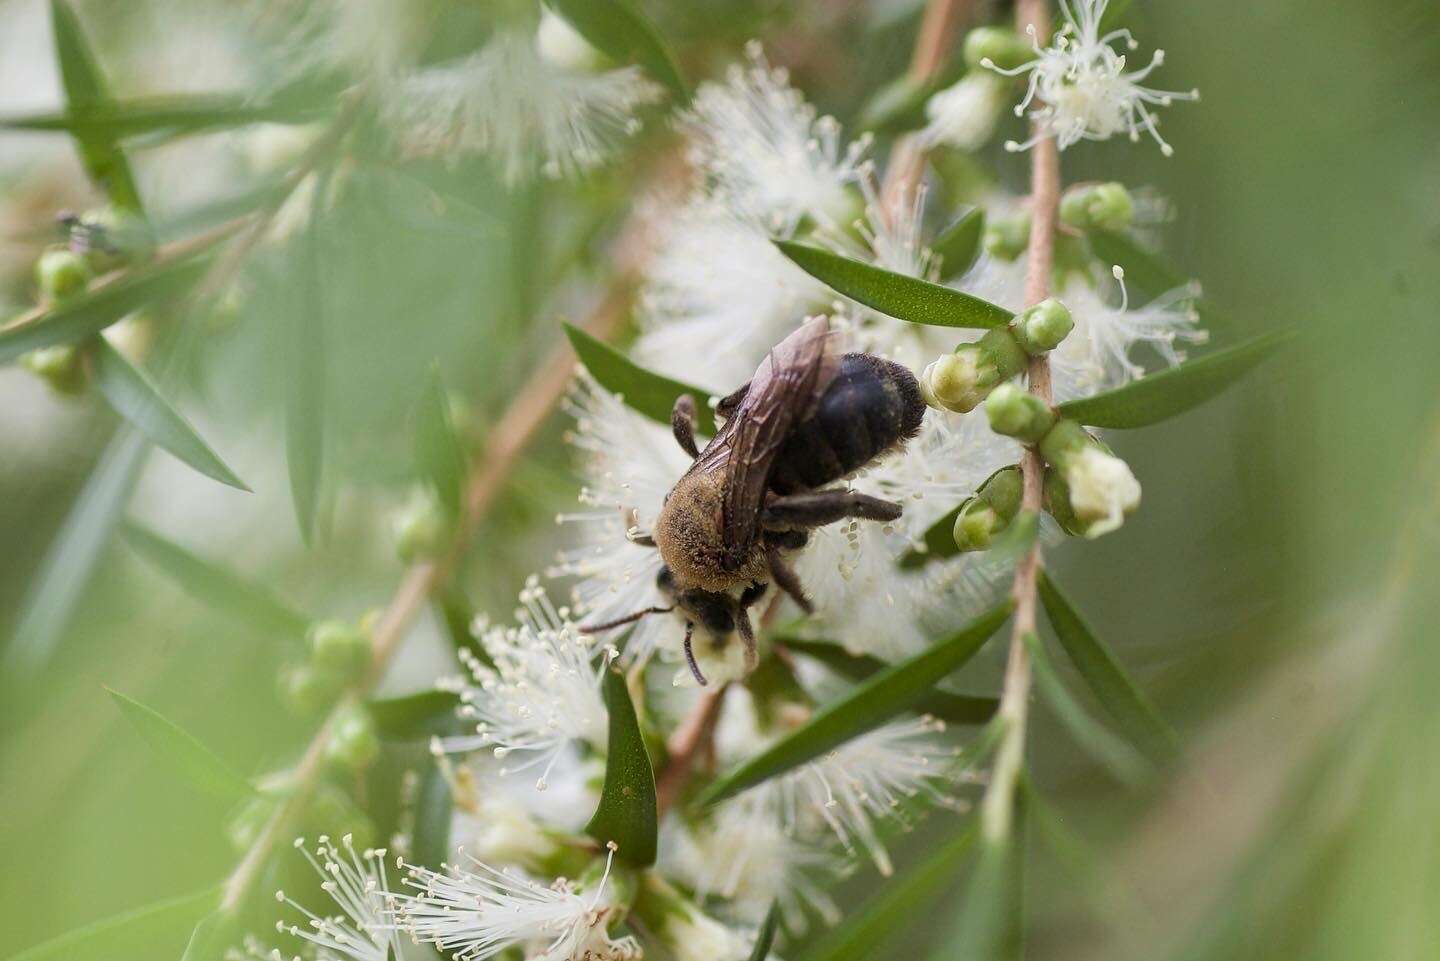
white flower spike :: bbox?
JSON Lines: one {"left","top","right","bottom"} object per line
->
{"left": 265, "top": 835, "right": 403, "bottom": 961}
{"left": 985, "top": 0, "right": 1198, "bottom": 156}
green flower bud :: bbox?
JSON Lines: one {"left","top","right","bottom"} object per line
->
{"left": 20, "top": 345, "right": 86, "bottom": 395}
{"left": 1059, "top": 182, "right": 1135, "bottom": 233}
{"left": 1038, "top": 421, "right": 1141, "bottom": 538}
{"left": 1012, "top": 298, "right": 1074, "bottom": 355}
{"left": 394, "top": 489, "right": 450, "bottom": 561}
{"left": 325, "top": 705, "right": 380, "bottom": 771}
{"left": 1043, "top": 468, "right": 1085, "bottom": 536}
{"left": 280, "top": 662, "right": 343, "bottom": 716}
{"left": 952, "top": 465, "right": 1024, "bottom": 552}
{"left": 921, "top": 327, "right": 1028, "bottom": 414}
{"left": 307, "top": 619, "right": 370, "bottom": 677}
{"left": 965, "top": 25, "right": 1034, "bottom": 72}
{"left": 985, "top": 382, "right": 1056, "bottom": 441}
{"left": 34, "top": 246, "right": 91, "bottom": 304}
{"left": 1036, "top": 417, "right": 1094, "bottom": 470}
{"left": 983, "top": 211, "right": 1030, "bottom": 261}
{"left": 70, "top": 206, "right": 155, "bottom": 272}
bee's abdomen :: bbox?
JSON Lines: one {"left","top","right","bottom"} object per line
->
{"left": 769, "top": 353, "right": 925, "bottom": 494}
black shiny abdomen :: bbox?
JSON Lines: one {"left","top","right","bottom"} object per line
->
{"left": 768, "top": 353, "right": 925, "bottom": 495}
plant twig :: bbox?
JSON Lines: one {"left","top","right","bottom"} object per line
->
{"left": 980, "top": 0, "right": 1059, "bottom": 846}
{"left": 656, "top": 685, "right": 729, "bottom": 817}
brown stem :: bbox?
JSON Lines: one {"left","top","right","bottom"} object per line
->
{"left": 980, "top": 0, "right": 1059, "bottom": 846}
{"left": 656, "top": 685, "right": 729, "bottom": 817}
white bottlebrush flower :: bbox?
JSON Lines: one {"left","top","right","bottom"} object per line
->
{"left": 1064, "top": 444, "right": 1141, "bottom": 537}
{"left": 683, "top": 41, "right": 869, "bottom": 233}
{"left": 387, "top": 28, "right": 661, "bottom": 183}
{"left": 436, "top": 578, "right": 610, "bottom": 790}
{"left": 442, "top": 760, "right": 563, "bottom": 871}
{"left": 986, "top": 0, "right": 1199, "bottom": 155}
{"left": 263, "top": 835, "right": 403, "bottom": 961}
{"left": 654, "top": 903, "right": 754, "bottom": 961}
{"left": 921, "top": 71, "right": 1011, "bottom": 152}
{"left": 392, "top": 846, "right": 639, "bottom": 961}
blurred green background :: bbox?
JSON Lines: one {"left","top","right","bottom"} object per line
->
{"left": 1, "top": 0, "right": 1437, "bottom": 958}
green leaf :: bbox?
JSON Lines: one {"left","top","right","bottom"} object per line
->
{"left": 775, "top": 241, "right": 1013, "bottom": 330}
{"left": 564, "top": 323, "right": 717, "bottom": 434}
{"left": 1098, "top": 0, "right": 1138, "bottom": 36}
{"left": 89, "top": 338, "right": 248, "bottom": 490}
{"left": 436, "top": 585, "right": 492, "bottom": 666}
{"left": 411, "top": 756, "right": 455, "bottom": 870}
{"left": 4, "top": 887, "right": 219, "bottom": 961}
{"left": 285, "top": 181, "right": 329, "bottom": 542}
{"left": 987, "top": 509, "right": 1040, "bottom": 565}
{"left": 585, "top": 667, "right": 658, "bottom": 865}
{"left": 1020, "top": 631, "right": 1149, "bottom": 787}
{"left": 779, "top": 636, "right": 998, "bottom": 725}
{"left": 1086, "top": 228, "right": 1189, "bottom": 303}
{"left": 544, "top": 0, "right": 687, "bottom": 101}
{"left": 1055, "top": 329, "right": 1292, "bottom": 429}
{"left": 933, "top": 207, "right": 985, "bottom": 280}
{"left": 178, "top": 910, "right": 239, "bottom": 961}
{"left": 49, "top": 0, "right": 142, "bottom": 212}
{"left": 799, "top": 824, "right": 976, "bottom": 961}
{"left": 106, "top": 687, "right": 255, "bottom": 803}
{"left": 415, "top": 364, "right": 467, "bottom": 517}
{"left": 700, "top": 601, "right": 1013, "bottom": 806}
{"left": 0, "top": 253, "right": 210, "bottom": 364}
{"left": 1038, "top": 573, "right": 1177, "bottom": 762}
{"left": 747, "top": 903, "right": 781, "bottom": 961}
{"left": 0, "top": 94, "right": 322, "bottom": 138}
{"left": 368, "top": 689, "right": 461, "bottom": 741}
{"left": 856, "top": 74, "right": 937, "bottom": 135}
{"left": 122, "top": 522, "right": 310, "bottom": 639}
{"left": 3, "top": 430, "right": 147, "bottom": 677}
{"left": 936, "top": 834, "right": 1021, "bottom": 961}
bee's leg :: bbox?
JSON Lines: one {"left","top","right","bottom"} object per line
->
{"left": 765, "top": 547, "right": 814, "bottom": 614}
{"left": 739, "top": 580, "right": 768, "bottom": 609}
{"left": 761, "top": 490, "right": 904, "bottom": 530}
{"left": 682, "top": 621, "right": 707, "bottom": 686}
{"left": 715, "top": 382, "right": 750, "bottom": 420}
{"left": 735, "top": 606, "right": 759, "bottom": 671}
{"left": 671, "top": 395, "right": 700, "bottom": 459}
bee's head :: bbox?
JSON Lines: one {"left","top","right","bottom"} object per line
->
{"left": 657, "top": 564, "right": 736, "bottom": 639}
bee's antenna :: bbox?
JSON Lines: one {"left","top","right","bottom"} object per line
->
{"left": 578, "top": 606, "right": 673, "bottom": 634}
{"left": 735, "top": 606, "right": 759, "bottom": 672}
{"left": 682, "top": 622, "right": 707, "bottom": 686}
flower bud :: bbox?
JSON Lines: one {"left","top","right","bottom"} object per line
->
{"left": 965, "top": 25, "right": 1034, "bottom": 72}
{"left": 280, "top": 662, "right": 343, "bottom": 716}
{"left": 1012, "top": 298, "right": 1074, "bottom": 355}
{"left": 921, "top": 327, "right": 1028, "bottom": 414}
{"left": 952, "top": 465, "right": 1023, "bottom": 552}
{"left": 393, "top": 489, "right": 450, "bottom": 561}
{"left": 983, "top": 211, "right": 1030, "bottom": 261}
{"left": 984, "top": 382, "right": 1056, "bottom": 441}
{"left": 325, "top": 705, "right": 380, "bottom": 771}
{"left": 1040, "top": 424, "right": 1141, "bottom": 538}
{"left": 21, "top": 345, "right": 86, "bottom": 395}
{"left": 1059, "top": 182, "right": 1135, "bottom": 232}
{"left": 35, "top": 246, "right": 91, "bottom": 304}
{"left": 1042, "top": 468, "right": 1084, "bottom": 536}
{"left": 307, "top": 619, "right": 370, "bottom": 677}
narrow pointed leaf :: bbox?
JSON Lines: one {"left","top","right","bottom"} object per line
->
{"left": 564, "top": 323, "right": 717, "bottom": 434}
{"left": 933, "top": 207, "right": 985, "bottom": 280}
{"left": 775, "top": 241, "right": 1013, "bottom": 329}
{"left": 936, "top": 834, "right": 1021, "bottom": 961}
{"left": 0, "top": 253, "right": 210, "bottom": 364}
{"left": 178, "top": 910, "right": 238, "bottom": 961}
{"left": 4, "top": 887, "right": 219, "bottom": 961}
{"left": 122, "top": 523, "right": 309, "bottom": 638}
{"left": 1021, "top": 632, "right": 1149, "bottom": 786}
{"left": 437, "top": 585, "right": 492, "bottom": 666}
{"left": 1055, "top": 329, "right": 1292, "bottom": 429}
{"left": 50, "top": 0, "right": 141, "bottom": 211}
{"left": 747, "top": 903, "right": 781, "bottom": 961}
{"left": 411, "top": 756, "right": 455, "bottom": 870}
{"left": 106, "top": 687, "right": 255, "bottom": 803}
{"left": 779, "top": 636, "right": 998, "bottom": 724}
{"left": 368, "top": 690, "right": 461, "bottom": 741}
{"left": 4, "top": 430, "right": 147, "bottom": 677}
{"left": 0, "top": 94, "right": 322, "bottom": 138}
{"left": 284, "top": 185, "right": 329, "bottom": 542}
{"left": 799, "top": 824, "right": 976, "bottom": 961}
{"left": 1038, "top": 573, "right": 1177, "bottom": 761}
{"left": 544, "top": 0, "right": 687, "bottom": 101}
{"left": 89, "top": 338, "right": 247, "bottom": 489}
{"left": 700, "top": 601, "right": 1013, "bottom": 806}
{"left": 585, "top": 667, "right": 658, "bottom": 865}
{"left": 415, "top": 364, "right": 467, "bottom": 517}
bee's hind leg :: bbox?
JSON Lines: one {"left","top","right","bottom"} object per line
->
{"left": 765, "top": 546, "right": 814, "bottom": 614}
{"left": 671, "top": 395, "right": 700, "bottom": 459}
{"left": 761, "top": 490, "right": 903, "bottom": 530}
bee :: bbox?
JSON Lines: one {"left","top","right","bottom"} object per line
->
{"left": 581, "top": 316, "right": 925, "bottom": 684}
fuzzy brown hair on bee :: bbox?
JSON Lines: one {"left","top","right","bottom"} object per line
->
{"left": 580, "top": 316, "right": 925, "bottom": 685}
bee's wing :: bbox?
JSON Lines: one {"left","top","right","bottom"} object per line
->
{"left": 690, "top": 316, "right": 842, "bottom": 567}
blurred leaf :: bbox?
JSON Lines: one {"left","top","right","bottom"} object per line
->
{"left": 284, "top": 180, "right": 330, "bottom": 543}
{"left": 1086, "top": 228, "right": 1189, "bottom": 302}
{"left": 0, "top": 94, "right": 322, "bottom": 138}
{"left": 1038, "top": 573, "right": 1178, "bottom": 762}
{"left": 856, "top": 73, "right": 936, "bottom": 135}
{"left": 105, "top": 687, "right": 255, "bottom": 803}
{"left": 700, "top": 601, "right": 1013, "bottom": 806}
{"left": 544, "top": 0, "right": 688, "bottom": 101}
{"left": 937, "top": 835, "right": 1020, "bottom": 961}
{"left": 3, "top": 430, "right": 147, "bottom": 678}
{"left": 1098, "top": 0, "right": 1138, "bottom": 36}
{"left": 0, "top": 253, "right": 210, "bottom": 364}
{"left": 368, "top": 690, "right": 461, "bottom": 741}
{"left": 987, "top": 509, "right": 1040, "bottom": 565}
{"left": 89, "top": 338, "right": 248, "bottom": 490}
{"left": 564, "top": 323, "right": 717, "bottom": 434}
{"left": 415, "top": 364, "right": 467, "bottom": 517}
{"left": 933, "top": 207, "right": 985, "bottom": 280}
{"left": 747, "top": 903, "right": 780, "bottom": 961}
{"left": 177, "top": 910, "right": 238, "bottom": 961}
{"left": 411, "top": 756, "right": 454, "bottom": 870}
{"left": 779, "top": 636, "right": 998, "bottom": 724}
{"left": 1055, "top": 330, "right": 1292, "bottom": 429}
{"left": 49, "top": 0, "right": 141, "bottom": 211}
{"left": 436, "top": 585, "right": 492, "bottom": 666}
{"left": 799, "top": 824, "right": 977, "bottom": 961}
{"left": 775, "top": 241, "right": 1013, "bottom": 329}
{"left": 122, "top": 523, "right": 310, "bottom": 639}
{"left": 4, "top": 887, "right": 219, "bottom": 961}
{"left": 1020, "top": 631, "right": 1149, "bottom": 787}
{"left": 585, "top": 666, "right": 658, "bottom": 865}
